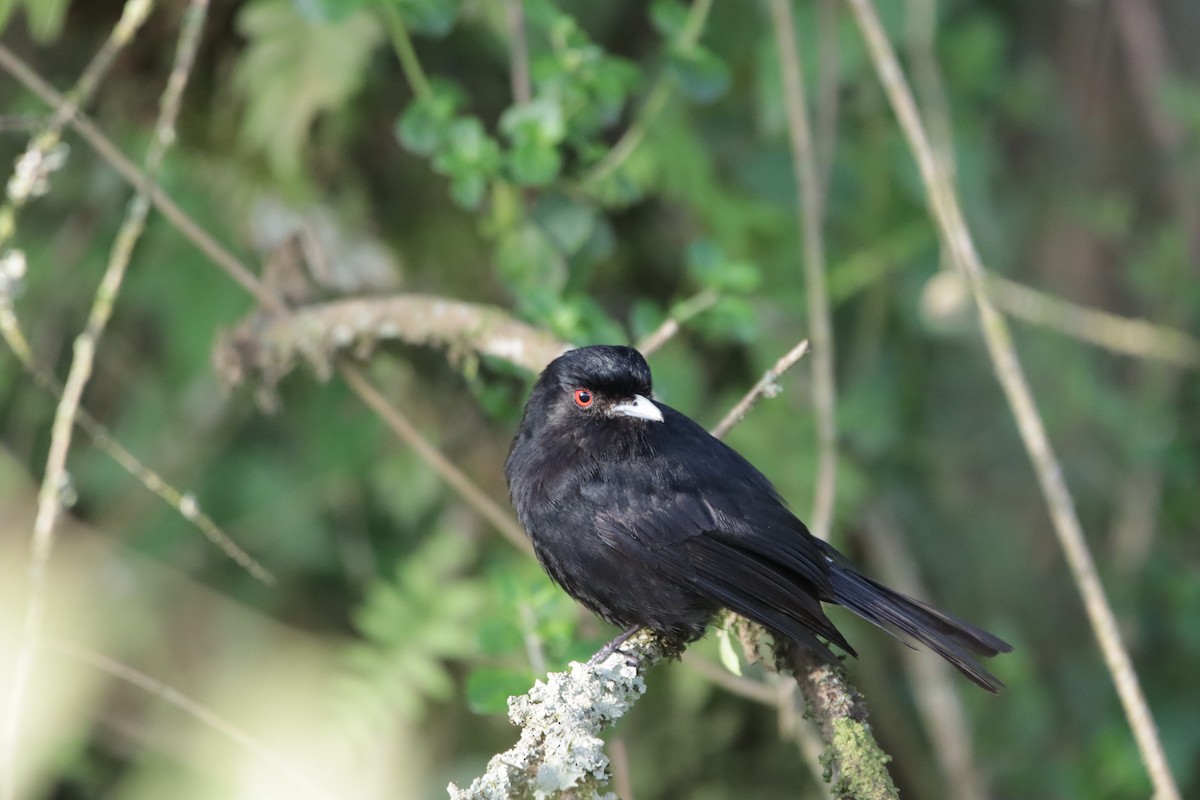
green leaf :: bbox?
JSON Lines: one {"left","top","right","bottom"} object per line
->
{"left": 466, "top": 667, "right": 532, "bottom": 715}
{"left": 396, "top": 83, "right": 465, "bottom": 155}
{"left": 234, "top": 0, "right": 383, "bottom": 179}
{"left": 508, "top": 141, "right": 563, "bottom": 186}
{"left": 450, "top": 172, "right": 487, "bottom": 209}
{"left": 496, "top": 223, "right": 566, "bottom": 296}
{"left": 649, "top": 0, "right": 688, "bottom": 39}
{"left": 533, "top": 195, "right": 597, "bottom": 257}
{"left": 668, "top": 46, "right": 730, "bottom": 103}
{"left": 291, "top": 0, "right": 371, "bottom": 23}
{"left": 500, "top": 97, "right": 566, "bottom": 145}
{"left": 687, "top": 240, "right": 762, "bottom": 293}
{"left": 392, "top": 0, "right": 461, "bottom": 37}
{"left": 716, "top": 628, "right": 742, "bottom": 676}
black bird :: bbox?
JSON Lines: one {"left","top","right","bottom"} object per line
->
{"left": 505, "top": 345, "right": 1011, "bottom": 691}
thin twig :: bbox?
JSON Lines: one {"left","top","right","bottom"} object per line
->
{"left": 338, "top": 363, "right": 532, "bottom": 554}
{"left": 635, "top": 288, "right": 718, "bottom": 356}
{"left": 990, "top": 269, "right": 1200, "bottom": 369}
{"left": 0, "top": 0, "right": 155, "bottom": 249}
{"left": 770, "top": 0, "right": 837, "bottom": 542}
{"left": 380, "top": 1, "right": 433, "bottom": 101}
{"left": 862, "top": 510, "right": 988, "bottom": 800}
{"left": 845, "top": 2, "right": 1181, "bottom": 797}
{"left": 814, "top": 0, "right": 841, "bottom": 195}
{"left": 1, "top": 4, "right": 208, "bottom": 797}
{"left": 582, "top": 0, "right": 715, "bottom": 185}
{"left": 44, "top": 640, "right": 334, "bottom": 800}
{"left": 0, "top": 308, "right": 274, "bottom": 582}
{"left": 0, "top": 43, "right": 279, "bottom": 309}
{"left": 505, "top": 0, "right": 532, "bottom": 106}
{"left": 711, "top": 339, "right": 810, "bottom": 439}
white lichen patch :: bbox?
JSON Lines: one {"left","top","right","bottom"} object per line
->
{"left": 449, "top": 653, "right": 645, "bottom": 800}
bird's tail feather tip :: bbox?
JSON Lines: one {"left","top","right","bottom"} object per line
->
{"left": 828, "top": 564, "right": 1012, "bottom": 693}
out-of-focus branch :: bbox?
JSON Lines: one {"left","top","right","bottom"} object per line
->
{"left": 1, "top": 3, "right": 207, "bottom": 796}
{"left": 505, "top": 0, "right": 532, "bottom": 106}
{"left": 635, "top": 288, "right": 718, "bottom": 356}
{"left": 0, "top": 299, "right": 274, "bottom": 583}
{"left": 861, "top": 510, "right": 988, "bottom": 800}
{"left": 339, "top": 363, "right": 532, "bottom": 554}
{"left": 986, "top": 273, "right": 1200, "bottom": 368}
{"left": 0, "top": 43, "right": 278, "bottom": 308}
{"left": 44, "top": 640, "right": 333, "bottom": 800}
{"left": 845, "top": 2, "right": 1181, "bottom": 798}
{"left": 770, "top": 0, "right": 837, "bottom": 542}
{"left": 0, "top": 0, "right": 155, "bottom": 250}
{"left": 380, "top": 2, "right": 432, "bottom": 101}
{"left": 214, "top": 294, "right": 568, "bottom": 394}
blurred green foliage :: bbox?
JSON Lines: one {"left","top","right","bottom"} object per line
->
{"left": 1, "top": 0, "right": 1199, "bottom": 798}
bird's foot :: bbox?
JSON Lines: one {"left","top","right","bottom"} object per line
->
{"left": 587, "top": 625, "right": 643, "bottom": 666}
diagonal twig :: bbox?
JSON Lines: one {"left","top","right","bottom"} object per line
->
{"left": 0, "top": 0, "right": 156, "bottom": 250}
{"left": 711, "top": 339, "right": 810, "bottom": 439}
{"left": 44, "top": 640, "right": 333, "bottom": 800}
{"left": 1, "top": 3, "right": 210, "bottom": 797}
{"left": 845, "top": 1, "right": 1180, "bottom": 797}
{"left": 770, "top": 0, "right": 838, "bottom": 542}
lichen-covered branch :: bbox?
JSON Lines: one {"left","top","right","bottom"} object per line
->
{"left": 780, "top": 647, "right": 900, "bottom": 800}
{"left": 448, "top": 631, "right": 682, "bottom": 800}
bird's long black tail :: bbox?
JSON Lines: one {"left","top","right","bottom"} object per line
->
{"left": 827, "top": 562, "right": 1013, "bottom": 693}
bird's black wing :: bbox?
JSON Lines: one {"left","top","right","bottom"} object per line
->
{"left": 589, "top": 405, "right": 856, "bottom": 658}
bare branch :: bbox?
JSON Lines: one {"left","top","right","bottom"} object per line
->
{"left": 506, "top": 0, "right": 532, "bottom": 106}
{"left": 0, "top": 305, "right": 274, "bottom": 583}
{"left": 989, "top": 273, "right": 1200, "bottom": 369}
{"left": 339, "top": 364, "right": 533, "bottom": 553}
{"left": 770, "top": 0, "right": 837, "bottom": 542}
{"left": 0, "top": 0, "right": 155, "bottom": 250}
{"left": 845, "top": 1, "right": 1181, "bottom": 797}
{"left": 711, "top": 339, "right": 810, "bottom": 439}
{"left": 0, "top": 43, "right": 279, "bottom": 309}
{"left": 635, "top": 289, "right": 718, "bottom": 356}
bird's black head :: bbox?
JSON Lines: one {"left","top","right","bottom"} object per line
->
{"left": 508, "top": 345, "right": 665, "bottom": 468}
{"left": 532, "top": 344, "right": 661, "bottom": 423}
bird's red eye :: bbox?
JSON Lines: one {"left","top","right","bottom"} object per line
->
{"left": 573, "top": 389, "right": 594, "bottom": 408}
